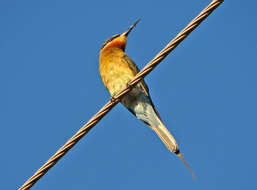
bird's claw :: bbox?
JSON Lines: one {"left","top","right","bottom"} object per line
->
{"left": 110, "top": 96, "right": 116, "bottom": 103}
{"left": 110, "top": 83, "right": 132, "bottom": 103}
{"left": 126, "top": 82, "right": 132, "bottom": 89}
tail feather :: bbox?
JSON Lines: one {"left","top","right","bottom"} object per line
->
{"left": 176, "top": 151, "right": 197, "bottom": 179}
{"left": 152, "top": 121, "right": 196, "bottom": 179}
{"left": 152, "top": 123, "right": 178, "bottom": 153}
{"left": 122, "top": 89, "right": 195, "bottom": 178}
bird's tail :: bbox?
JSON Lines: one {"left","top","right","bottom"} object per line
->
{"left": 123, "top": 91, "right": 196, "bottom": 178}
{"left": 151, "top": 116, "right": 196, "bottom": 179}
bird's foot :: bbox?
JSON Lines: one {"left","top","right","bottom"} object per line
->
{"left": 126, "top": 82, "right": 132, "bottom": 90}
{"left": 110, "top": 96, "right": 116, "bottom": 103}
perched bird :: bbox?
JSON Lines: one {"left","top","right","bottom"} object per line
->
{"left": 99, "top": 19, "right": 195, "bottom": 178}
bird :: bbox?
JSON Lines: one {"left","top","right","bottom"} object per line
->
{"left": 99, "top": 19, "right": 195, "bottom": 178}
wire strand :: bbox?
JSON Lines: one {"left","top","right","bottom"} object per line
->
{"left": 19, "top": 1, "right": 224, "bottom": 189}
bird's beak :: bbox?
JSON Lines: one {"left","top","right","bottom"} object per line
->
{"left": 122, "top": 19, "right": 141, "bottom": 37}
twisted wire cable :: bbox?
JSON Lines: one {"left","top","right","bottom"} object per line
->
{"left": 19, "top": 0, "right": 224, "bottom": 189}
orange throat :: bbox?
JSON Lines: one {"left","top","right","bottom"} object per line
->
{"left": 102, "top": 35, "right": 127, "bottom": 51}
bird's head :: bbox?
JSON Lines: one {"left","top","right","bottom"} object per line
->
{"left": 101, "top": 19, "right": 140, "bottom": 52}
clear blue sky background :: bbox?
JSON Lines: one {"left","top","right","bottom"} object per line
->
{"left": 1, "top": 0, "right": 257, "bottom": 189}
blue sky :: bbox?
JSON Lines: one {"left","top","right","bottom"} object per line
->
{"left": 1, "top": 0, "right": 257, "bottom": 189}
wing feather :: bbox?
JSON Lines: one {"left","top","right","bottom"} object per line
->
{"left": 122, "top": 54, "right": 165, "bottom": 119}
{"left": 122, "top": 54, "right": 150, "bottom": 97}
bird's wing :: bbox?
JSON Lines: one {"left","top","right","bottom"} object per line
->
{"left": 123, "top": 54, "right": 165, "bottom": 120}
{"left": 122, "top": 54, "right": 150, "bottom": 97}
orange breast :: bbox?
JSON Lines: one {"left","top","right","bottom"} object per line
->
{"left": 99, "top": 48, "right": 135, "bottom": 96}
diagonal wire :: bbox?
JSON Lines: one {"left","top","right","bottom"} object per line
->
{"left": 19, "top": 0, "right": 224, "bottom": 189}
